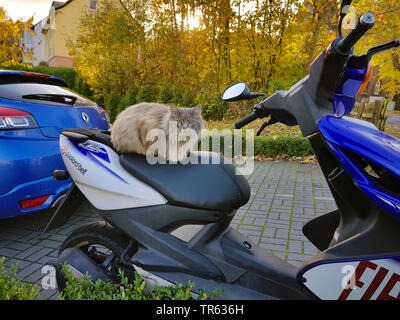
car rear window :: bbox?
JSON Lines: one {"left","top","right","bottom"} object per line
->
{"left": 0, "top": 83, "right": 96, "bottom": 107}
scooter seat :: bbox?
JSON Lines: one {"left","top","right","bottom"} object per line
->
{"left": 119, "top": 152, "right": 251, "bottom": 212}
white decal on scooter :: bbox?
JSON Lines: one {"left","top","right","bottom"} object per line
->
{"left": 64, "top": 152, "right": 88, "bottom": 175}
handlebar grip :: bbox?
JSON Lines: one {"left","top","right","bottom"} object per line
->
{"left": 234, "top": 112, "right": 259, "bottom": 129}
{"left": 337, "top": 13, "right": 375, "bottom": 53}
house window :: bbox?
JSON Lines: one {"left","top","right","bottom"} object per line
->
{"left": 89, "top": 0, "right": 98, "bottom": 11}
{"left": 24, "top": 31, "right": 32, "bottom": 46}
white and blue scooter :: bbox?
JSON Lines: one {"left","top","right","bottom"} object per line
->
{"left": 46, "top": 1, "right": 400, "bottom": 300}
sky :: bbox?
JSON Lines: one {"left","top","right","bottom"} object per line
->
{"left": 1, "top": 0, "right": 68, "bottom": 23}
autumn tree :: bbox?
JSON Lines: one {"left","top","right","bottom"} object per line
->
{"left": 68, "top": 3, "right": 146, "bottom": 97}
{"left": 232, "top": 0, "right": 300, "bottom": 93}
{"left": 69, "top": 0, "right": 400, "bottom": 106}
{"left": 0, "top": 7, "right": 35, "bottom": 69}
{"left": 352, "top": 0, "right": 400, "bottom": 97}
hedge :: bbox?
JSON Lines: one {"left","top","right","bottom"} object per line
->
{"left": 0, "top": 258, "right": 39, "bottom": 300}
{"left": 254, "top": 136, "right": 313, "bottom": 157}
{"left": 0, "top": 258, "right": 220, "bottom": 300}
{"left": 59, "top": 264, "right": 221, "bottom": 300}
{"left": 198, "top": 133, "right": 314, "bottom": 158}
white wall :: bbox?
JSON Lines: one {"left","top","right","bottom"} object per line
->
{"left": 22, "top": 17, "right": 48, "bottom": 66}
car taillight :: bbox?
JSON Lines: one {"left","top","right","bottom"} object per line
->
{"left": 19, "top": 195, "right": 50, "bottom": 209}
{"left": 0, "top": 107, "right": 38, "bottom": 130}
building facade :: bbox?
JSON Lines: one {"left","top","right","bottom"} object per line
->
{"left": 23, "top": 0, "right": 123, "bottom": 68}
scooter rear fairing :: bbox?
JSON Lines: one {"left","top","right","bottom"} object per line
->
{"left": 58, "top": 133, "right": 167, "bottom": 211}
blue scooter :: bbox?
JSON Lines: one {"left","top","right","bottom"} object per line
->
{"left": 46, "top": 0, "right": 400, "bottom": 299}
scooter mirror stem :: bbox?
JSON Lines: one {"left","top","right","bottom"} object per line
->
{"left": 366, "top": 40, "right": 400, "bottom": 57}
{"left": 349, "top": 40, "right": 400, "bottom": 69}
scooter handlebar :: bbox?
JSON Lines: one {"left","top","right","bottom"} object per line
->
{"left": 234, "top": 112, "right": 259, "bottom": 129}
{"left": 337, "top": 13, "right": 375, "bottom": 54}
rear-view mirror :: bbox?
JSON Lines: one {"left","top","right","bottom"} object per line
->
{"left": 221, "top": 82, "right": 251, "bottom": 102}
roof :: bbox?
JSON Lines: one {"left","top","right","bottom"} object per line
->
{"left": 52, "top": 0, "right": 73, "bottom": 10}
{"left": 29, "top": 0, "right": 128, "bottom": 30}
{"left": 51, "top": 0, "right": 126, "bottom": 11}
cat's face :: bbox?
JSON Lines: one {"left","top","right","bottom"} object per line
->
{"left": 170, "top": 105, "right": 204, "bottom": 133}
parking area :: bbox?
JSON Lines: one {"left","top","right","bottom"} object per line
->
{"left": 0, "top": 160, "right": 336, "bottom": 300}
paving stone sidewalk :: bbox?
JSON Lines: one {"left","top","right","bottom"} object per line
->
{"left": 387, "top": 114, "right": 400, "bottom": 131}
{"left": 0, "top": 160, "right": 336, "bottom": 300}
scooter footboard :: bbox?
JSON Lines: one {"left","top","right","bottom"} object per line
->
{"left": 100, "top": 205, "right": 312, "bottom": 299}
{"left": 219, "top": 228, "right": 310, "bottom": 299}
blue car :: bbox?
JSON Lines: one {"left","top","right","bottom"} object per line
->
{"left": 0, "top": 70, "right": 109, "bottom": 219}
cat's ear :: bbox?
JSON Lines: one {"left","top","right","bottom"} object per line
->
{"left": 193, "top": 104, "right": 202, "bottom": 114}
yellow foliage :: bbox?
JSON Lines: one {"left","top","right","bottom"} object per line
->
{"left": 65, "top": 0, "right": 400, "bottom": 99}
{"left": 0, "top": 7, "right": 35, "bottom": 69}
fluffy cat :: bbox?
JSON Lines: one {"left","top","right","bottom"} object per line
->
{"left": 111, "top": 102, "right": 204, "bottom": 161}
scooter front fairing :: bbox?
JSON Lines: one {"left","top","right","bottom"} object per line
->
{"left": 297, "top": 116, "right": 400, "bottom": 300}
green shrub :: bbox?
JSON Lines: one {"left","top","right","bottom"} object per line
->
{"left": 171, "top": 86, "right": 184, "bottom": 105}
{"left": 118, "top": 90, "right": 137, "bottom": 114}
{"left": 0, "top": 258, "right": 39, "bottom": 300}
{"left": 201, "top": 96, "right": 229, "bottom": 121}
{"left": 92, "top": 94, "right": 105, "bottom": 109}
{"left": 253, "top": 136, "right": 313, "bottom": 157}
{"left": 158, "top": 86, "right": 197, "bottom": 108}
{"left": 74, "top": 76, "right": 94, "bottom": 99}
{"left": 32, "top": 66, "right": 78, "bottom": 89}
{"left": 104, "top": 93, "right": 122, "bottom": 123}
{"left": 59, "top": 264, "right": 221, "bottom": 300}
{"left": 181, "top": 90, "right": 197, "bottom": 108}
{"left": 158, "top": 86, "right": 174, "bottom": 104}
{"left": 136, "top": 85, "right": 157, "bottom": 103}
{"left": 198, "top": 132, "right": 313, "bottom": 157}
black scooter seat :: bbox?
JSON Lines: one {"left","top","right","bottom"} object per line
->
{"left": 120, "top": 152, "right": 251, "bottom": 212}
{"left": 61, "top": 128, "right": 251, "bottom": 212}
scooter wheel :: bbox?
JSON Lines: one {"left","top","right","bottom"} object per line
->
{"left": 56, "top": 221, "right": 136, "bottom": 292}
